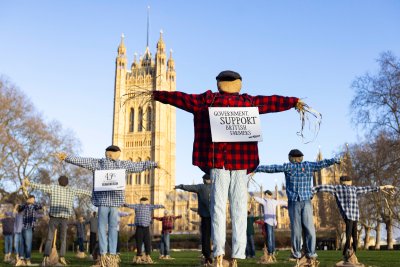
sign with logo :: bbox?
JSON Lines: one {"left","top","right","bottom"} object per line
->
{"left": 208, "top": 107, "right": 263, "bottom": 142}
{"left": 94, "top": 169, "right": 126, "bottom": 191}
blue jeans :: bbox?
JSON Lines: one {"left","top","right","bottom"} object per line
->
{"left": 288, "top": 200, "right": 317, "bottom": 258}
{"left": 98, "top": 206, "right": 119, "bottom": 255}
{"left": 160, "top": 233, "right": 170, "bottom": 256}
{"left": 22, "top": 228, "right": 33, "bottom": 260}
{"left": 210, "top": 168, "right": 247, "bottom": 259}
{"left": 4, "top": 234, "right": 13, "bottom": 254}
{"left": 265, "top": 223, "right": 275, "bottom": 253}
{"left": 14, "top": 232, "right": 24, "bottom": 257}
{"left": 78, "top": 238, "right": 84, "bottom": 252}
{"left": 245, "top": 234, "right": 255, "bottom": 257}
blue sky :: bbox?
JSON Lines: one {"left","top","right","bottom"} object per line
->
{"left": 1, "top": 0, "right": 400, "bottom": 191}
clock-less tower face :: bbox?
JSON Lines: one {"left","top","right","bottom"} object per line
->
{"left": 112, "top": 33, "right": 176, "bottom": 234}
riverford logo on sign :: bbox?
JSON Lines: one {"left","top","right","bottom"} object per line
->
{"left": 94, "top": 169, "right": 126, "bottom": 191}
{"left": 208, "top": 107, "right": 263, "bottom": 142}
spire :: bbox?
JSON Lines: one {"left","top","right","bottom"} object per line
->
{"left": 316, "top": 145, "right": 323, "bottom": 161}
{"left": 118, "top": 33, "right": 126, "bottom": 56}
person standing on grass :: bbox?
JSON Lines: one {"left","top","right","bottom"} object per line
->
{"left": 174, "top": 174, "right": 213, "bottom": 266}
{"left": 251, "top": 190, "right": 287, "bottom": 262}
{"left": 1, "top": 211, "right": 15, "bottom": 263}
{"left": 72, "top": 216, "right": 87, "bottom": 258}
{"left": 312, "top": 176, "right": 394, "bottom": 264}
{"left": 18, "top": 195, "right": 43, "bottom": 266}
{"left": 245, "top": 210, "right": 260, "bottom": 259}
{"left": 86, "top": 211, "right": 98, "bottom": 259}
{"left": 254, "top": 149, "right": 341, "bottom": 267}
{"left": 13, "top": 204, "right": 25, "bottom": 266}
{"left": 56, "top": 145, "right": 158, "bottom": 267}
{"left": 124, "top": 197, "right": 164, "bottom": 264}
{"left": 23, "top": 176, "right": 91, "bottom": 266}
{"left": 153, "top": 210, "right": 182, "bottom": 259}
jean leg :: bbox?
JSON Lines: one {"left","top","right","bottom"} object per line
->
{"left": 98, "top": 206, "right": 109, "bottom": 255}
{"left": 210, "top": 168, "right": 230, "bottom": 257}
{"left": 229, "top": 169, "right": 247, "bottom": 259}
{"left": 302, "top": 200, "right": 317, "bottom": 258}
{"left": 23, "top": 228, "right": 33, "bottom": 260}
{"left": 136, "top": 227, "right": 144, "bottom": 256}
{"left": 165, "top": 233, "right": 170, "bottom": 256}
{"left": 249, "top": 235, "right": 255, "bottom": 257}
{"left": 44, "top": 218, "right": 57, "bottom": 256}
{"left": 14, "top": 233, "right": 21, "bottom": 256}
{"left": 288, "top": 201, "right": 302, "bottom": 258}
{"left": 59, "top": 219, "right": 68, "bottom": 257}
{"left": 108, "top": 207, "right": 119, "bottom": 255}
{"left": 266, "top": 224, "right": 274, "bottom": 253}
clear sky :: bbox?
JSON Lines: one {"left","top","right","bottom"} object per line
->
{"left": 1, "top": 0, "right": 400, "bottom": 192}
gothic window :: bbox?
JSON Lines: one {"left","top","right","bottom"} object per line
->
{"left": 146, "top": 106, "right": 152, "bottom": 131}
{"left": 138, "top": 107, "right": 143, "bottom": 132}
{"left": 144, "top": 157, "right": 151, "bottom": 184}
{"left": 129, "top": 108, "right": 135, "bottom": 132}
{"left": 135, "top": 157, "right": 142, "bottom": 184}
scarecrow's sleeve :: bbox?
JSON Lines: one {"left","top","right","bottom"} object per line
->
{"left": 150, "top": 204, "right": 165, "bottom": 210}
{"left": 153, "top": 217, "right": 163, "bottom": 221}
{"left": 65, "top": 155, "right": 101, "bottom": 171}
{"left": 153, "top": 90, "right": 204, "bottom": 113}
{"left": 124, "top": 204, "right": 140, "bottom": 210}
{"left": 356, "top": 186, "right": 379, "bottom": 195}
{"left": 179, "top": 184, "right": 200, "bottom": 193}
{"left": 312, "top": 185, "right": 336, "bottom": 195}
{"left": 308, "top": 158, "right": 338, "bottom": 171}
{"left": 74, "top": 188, "right": 92, "bottom": 198}
{"left": 255, "top": 164, "right": 286, "bottom": 173}
{"left": 251, "top": 95, "right": 298, "bottom": 114}
{"left": 253, "top": 196, "right": 266, "bottom": 205}
{"left": 174, "top": 215, "right": 182, "bottom": 220}
{"left": 276, "top": 199, "right": 288, "bottom": 206}
{"left": 122, "top": 160, "right": 157, "bottom": 173}
{"left": 30, "top": 182, "right": 52, "bottom": 194}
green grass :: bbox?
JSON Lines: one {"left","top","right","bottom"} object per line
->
{"left": 2, "top": 250, "right": 399, "bottom": 267}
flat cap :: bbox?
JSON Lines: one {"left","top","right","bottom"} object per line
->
{"left": 340, "top": 176, "right": 352, "bottom": 182}
{"left": 264, "top": 190, "right": 273, "bottom": 196}
{"left": 288, "top": 149, "right": 304, "bottom": 157}
{"left": 140, "top": 197, "right": 149, "bottom": 201}
{"left": 105, "top": 145, "right": 121, "bottom": 152}
{"left": 216, "top": 70, "right": 242, "bottom": 81}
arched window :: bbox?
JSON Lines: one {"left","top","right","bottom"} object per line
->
{"left": 144, "top": 157, "right": 151, "bottom": 184}
{"left": 146, "top": 106, "right": 152, "bottom": 131}
{"left": 138, "top": 107, "right": 143, "bottom": 132}
{"left": 129, "top": 108, "right": 135, "bottom": 132}
{"left": 135, "top": 158, "right": 142, "bottom": 184}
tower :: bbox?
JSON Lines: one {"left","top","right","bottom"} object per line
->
{"left": 112, "top": 32, "right": 176, "bottom": 233}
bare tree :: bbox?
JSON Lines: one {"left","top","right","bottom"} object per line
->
{"left": 351, "top": 51, "right": 400, "bottom": 137}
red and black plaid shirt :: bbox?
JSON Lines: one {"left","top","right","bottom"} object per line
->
{"left": 153, "top": 215, "right": 182, "bottom": 234}
{"left": 153, "top": 90, "right": 298, "bottom": 173}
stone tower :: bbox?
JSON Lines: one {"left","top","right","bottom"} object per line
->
{"left": 112, "top": 32, "right": 176, "bottom": 232}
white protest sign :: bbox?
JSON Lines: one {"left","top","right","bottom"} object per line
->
{"left": 94, "top": 169, "right": 126, "bottom": 191}
{"left": 208, "top": 107, "right": 263, "bottom": 142}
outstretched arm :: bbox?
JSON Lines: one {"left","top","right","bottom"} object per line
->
{"left": 255, "top": 164, "right": 287, "bottom": 173}
{"left": 62, "top": 155, "right": 101, "bottom": 171}
{"left": 308, "top": 158, "right": 340, "bottom": 171}
{"left": 253, "top": 196, "right": 266, "bottom": 205}
{"left": 25, "top": 179, "right": 52, "bottom": 194}
{"left": 174, "top": 184, "right": 200, "bottom": 193}
{"left": 356, "top": 186, "right": 380, "bottom": 195}
{"left": 153, "top": 90, "right": 204, "bottom": 113}
{"left": 312, "top": 185, "right": 336, "bottom": 195}
{"left": 153, "top": 217, "right": 163, "bottom": 221}
{"left": 150, "top": 204, "right": 165, "bottom": 210}
{"left": 251, "top": 94, "right": 299, "bottom": 114}
{"left": 74, "top": 188, "right": 92, "bottom": 198}
{"left": 122, "top": 160, "right": 157, "bottom": 173}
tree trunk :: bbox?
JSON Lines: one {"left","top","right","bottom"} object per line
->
{"left": 357, "top": 226, "right": 363, "bottom": 249}
{"left": 386, "top": 219, "right": 394, "bottom": 250}
{"left": 374, "top": 223, "right": 381, "bottom": 250}
{"left": 363, "top": 226, "right": 371, "bottom": 249}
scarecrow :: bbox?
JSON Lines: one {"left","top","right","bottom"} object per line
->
{"left": 138, "top": 70, "right": 308, "bottom": 267}
{"left": 313, "top": 176, "right": 394, "bottom": 267}
{"left": 56, "top": 145, "right": 157, "bottom": 267}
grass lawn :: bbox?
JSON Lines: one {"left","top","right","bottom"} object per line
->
{"left": 3, "top": 250, "right": 399, "bottom": 267}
